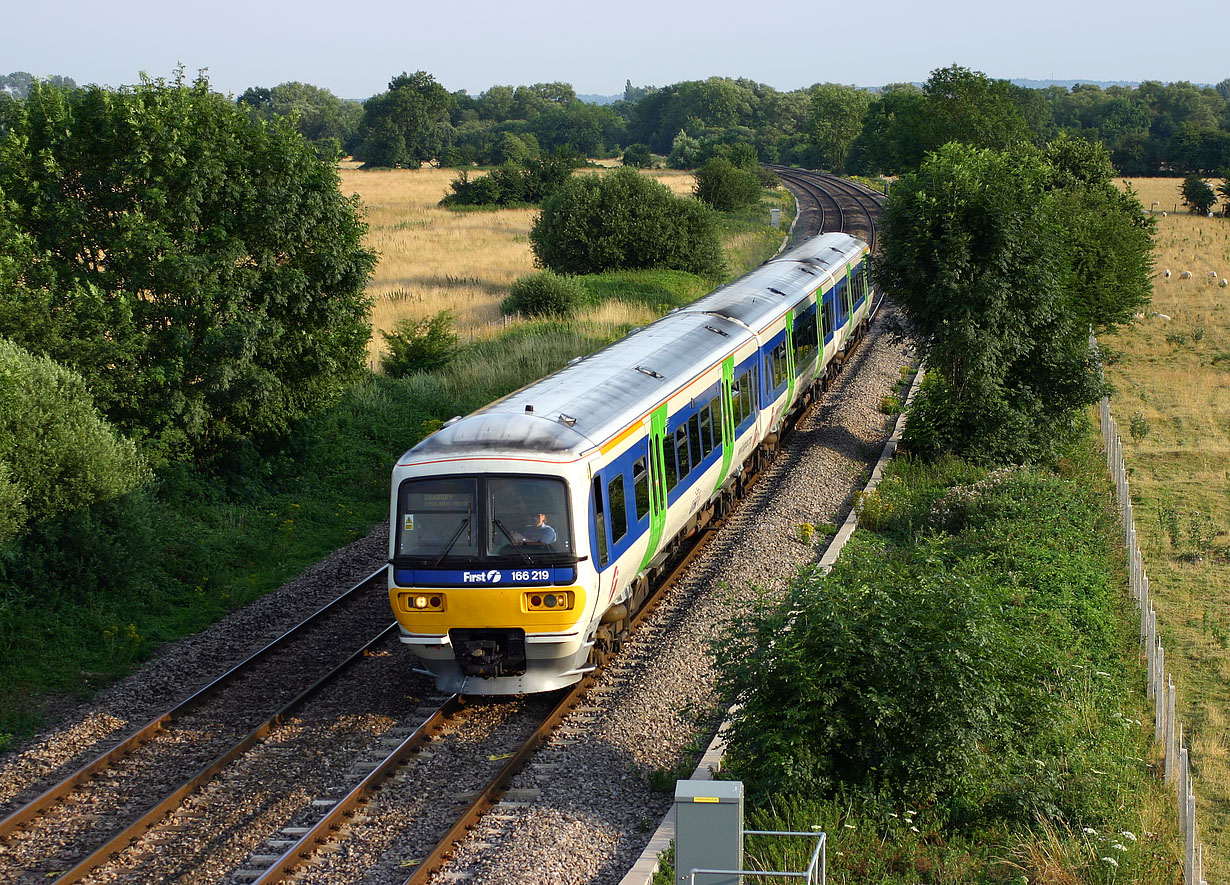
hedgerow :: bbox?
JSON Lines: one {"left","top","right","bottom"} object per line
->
{"left": 717, "top": 440, "right": 1174, "bottom": 880}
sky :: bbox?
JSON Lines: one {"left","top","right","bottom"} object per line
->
{"left": 5, "top": 0, "right": 1226, "bottom": 100}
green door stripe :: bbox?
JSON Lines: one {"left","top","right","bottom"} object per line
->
{"left": 639, "top": 403, "right": 669, "bottom": 572}
{"left": 785, "top": 309, "right": 796, "bottom": 408}
{"left": 714, "top": 356, "right": 735, "bottom": 496}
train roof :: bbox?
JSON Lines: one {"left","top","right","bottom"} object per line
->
{"left": 397, "top": 232, "right": 869, "bottom": 469}
{"left": 688, "top": 232, "right": 866, "bottom": 329}
{"left": 401, "top": 310, "right": 751, "bottom": 465}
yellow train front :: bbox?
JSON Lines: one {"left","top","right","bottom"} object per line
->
{"left": 387, "top": 231, "right": 875, "bottom": 695}
{"left": 387, "top": 412, "right": 601, "bottom": 694}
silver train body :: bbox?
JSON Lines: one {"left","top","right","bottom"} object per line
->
{"left": 388, "top": 232, "right": 875, "bottom": 693}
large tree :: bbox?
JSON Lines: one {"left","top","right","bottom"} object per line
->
{"left": 0, "top": 72, "right": 376, "bottom": 461}
{"left": 354, "top": 71, "right": 453, "bottom": 168}
{"left": 876, "top": 140, "right": 1152, "bottom": 463}
{"left": 806, "top": 83, "right": 873, "bottom": 173}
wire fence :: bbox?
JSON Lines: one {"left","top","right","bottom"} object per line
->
{"left": 1100, "top": 397, "right": 1207, "bottom": 885}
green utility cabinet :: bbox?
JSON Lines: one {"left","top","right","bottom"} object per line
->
{"left": 674, "top": 779, "right": 744, "bottom": 885}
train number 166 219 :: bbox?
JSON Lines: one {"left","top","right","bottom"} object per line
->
{"left": 511, "top": 569, "right": 551, "bottom": 582}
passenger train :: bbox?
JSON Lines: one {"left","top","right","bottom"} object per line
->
{"left": 388, "top": 232, "right": 876, "bottom": 694}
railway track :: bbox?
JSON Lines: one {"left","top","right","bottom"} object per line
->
{"left": 0, "top": 570, "right": 404, "bottom": 883}
{"left": 242, "top": 465, "right": 749, "bottom": 885}
{"left": 769, "top": 165, "right": 884, "bottom": 248}
{"left": 0, "top": 170, "right": 896, "bottom": 885}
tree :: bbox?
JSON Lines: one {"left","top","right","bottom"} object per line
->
{"left": 806, "top": 83, "right": 873, "bottom": 173}
{"left": 238, "top": 81, "right": 363, "bottom": 157}
{"left": 855, "top": 68, "right": 1034, "bottom": 174}
{"left": 876, "top": 141, "right": 1150, "bottom": 463}
{"left": 354, "top": 71, "right": 453, "bottom": 168}
{"left": 666, "top": 129, "right": 702, "bottom": 168}
{"left": 1218, "top": 177, "right": 1230, "bottom": 216}
{"left": 530, "top": 167, "right": 724, "bottom": 278}
{"left": 0, "top": 73, "right": 376, "bottom": 461}
{"left": 621, "top": 143, "right": 653, "bottom": 167}
{"left": 1181, "top": 174, "right": 1217, "bottom": 214}
{"left": 693, "top": 156, "right": 761, "bottom": 210}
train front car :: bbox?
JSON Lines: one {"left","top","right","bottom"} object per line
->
{"left": 388, "top": 412, "right": 595, "bottom": 694}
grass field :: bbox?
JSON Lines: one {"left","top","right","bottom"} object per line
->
{"left": 1104, "top": 176, "right": 1230, "bottom": 880}
{"left": 338, "top": 163, "right": 704, "bottom": 367}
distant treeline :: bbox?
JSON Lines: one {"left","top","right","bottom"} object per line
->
{"left": 7, "top": 66, "right": 1228, "bottom": 175}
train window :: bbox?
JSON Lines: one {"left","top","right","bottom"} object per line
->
{"left": 591, "top": 476, "right": 608, "bottom": 568}
{"left": 740, "top": 368, "right": 755, "bottom": 419}
{"left": 793, "top": 310, "right": 817, "bottom": 370}
{"left": 698, "top": 404, "right": 713, "bottom": 457}
{"left": 632, "top": 456, "right": 650, "bottom": 522}
{"left": 822, "top": 298, "right": 834, "bottom": 341}
{"left": 688, "top": 414, "right": 703, "bottom": 466}
{"left": 608, "top": 474, "right": 628, "bottom": 544}
{"left": 709, "top": 395, "right": 722, "bottom": 445}
{"left": 487, "top": 476, "right": 571, "bottom": 555}
{"left": 730, "top": 378, "right": 742, "bottom": 426}
{"left": 835, "top": 283, "right": 848, "bottom": 324}
{"left": 675, "top": 425, "right": 691, "bottom": 478}
{"left": 396, "top": 477, "right": 478, "bottom": 558}
{"left": 770, "top": 341, "right": 788, "bottom": 390}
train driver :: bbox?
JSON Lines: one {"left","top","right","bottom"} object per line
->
{"left": 521, "top": 513, "right": 557, "bottom": 546}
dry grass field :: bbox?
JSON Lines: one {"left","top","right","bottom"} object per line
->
{"left": 1104, "top": 177, "right": 1230, "bottom": 878}
{"left": 338, "top": 163, "right": 698, "bottom": 366}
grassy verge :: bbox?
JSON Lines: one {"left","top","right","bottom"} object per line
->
{"left": 0, "top": 193, "right": 791, "bottom": 749}
{"left": 711, "top": 434, "right": 1180, "bottom": 884}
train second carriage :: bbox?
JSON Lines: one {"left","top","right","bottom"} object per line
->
{"left": 388, "top": 232, "right": 876, "bottom": 694}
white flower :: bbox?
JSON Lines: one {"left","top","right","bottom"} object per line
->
{"left": 888, "top": 812, "right": 898, "bottom": 818}
{"left": 1112, "top": 843, "right": 1128, "bottom": 852}
{"left": 1120, "top": 831, "right": 1137, "bottom": 842}
{"left": 1034, "top": 759, "right": 1046, "bottom": 768}
{"left": 910, "top": 826, "right": 920, "bottom": 833}
{"left": 1083, "top": 827, "right": 1098, "bottom": 835}
{"left": 844, "top": 823, "right": 856, "bottom": 829}
{"left": 1101, "top": 857, "right": 1119, "bottom": 868}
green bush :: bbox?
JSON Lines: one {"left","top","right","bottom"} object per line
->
{"left": 380, "top": 310, "right": 460, "bottom": 377}
{"left": 621, "top": 143, "right": 653, "bottom": 167}
{"left": 0, "top": 338, "right": 151, "bottom": 545}
{"left": 501, "top": 271, "right": 592, "bottom": 318}
{"left": 693, "top": 157, "right": 762, "bottom": 211}
{"left": 719, "top": 450, "right": 1136, "bottom": 829}
{"left": 530, "top": 167, "right": 725, "bottom": 278}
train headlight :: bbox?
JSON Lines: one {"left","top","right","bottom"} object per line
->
{"left": 524, "top": 591, "right": 574, "bottom": 612}
{"left": 396, "top": 591, "right": 445, "bottom": 612}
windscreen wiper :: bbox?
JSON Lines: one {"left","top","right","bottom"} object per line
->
{"left": 493, "top": 518, "right": 533, "bottom": 565}
{"left": 433, "top": 517, "right": 470, "bottom": 567}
